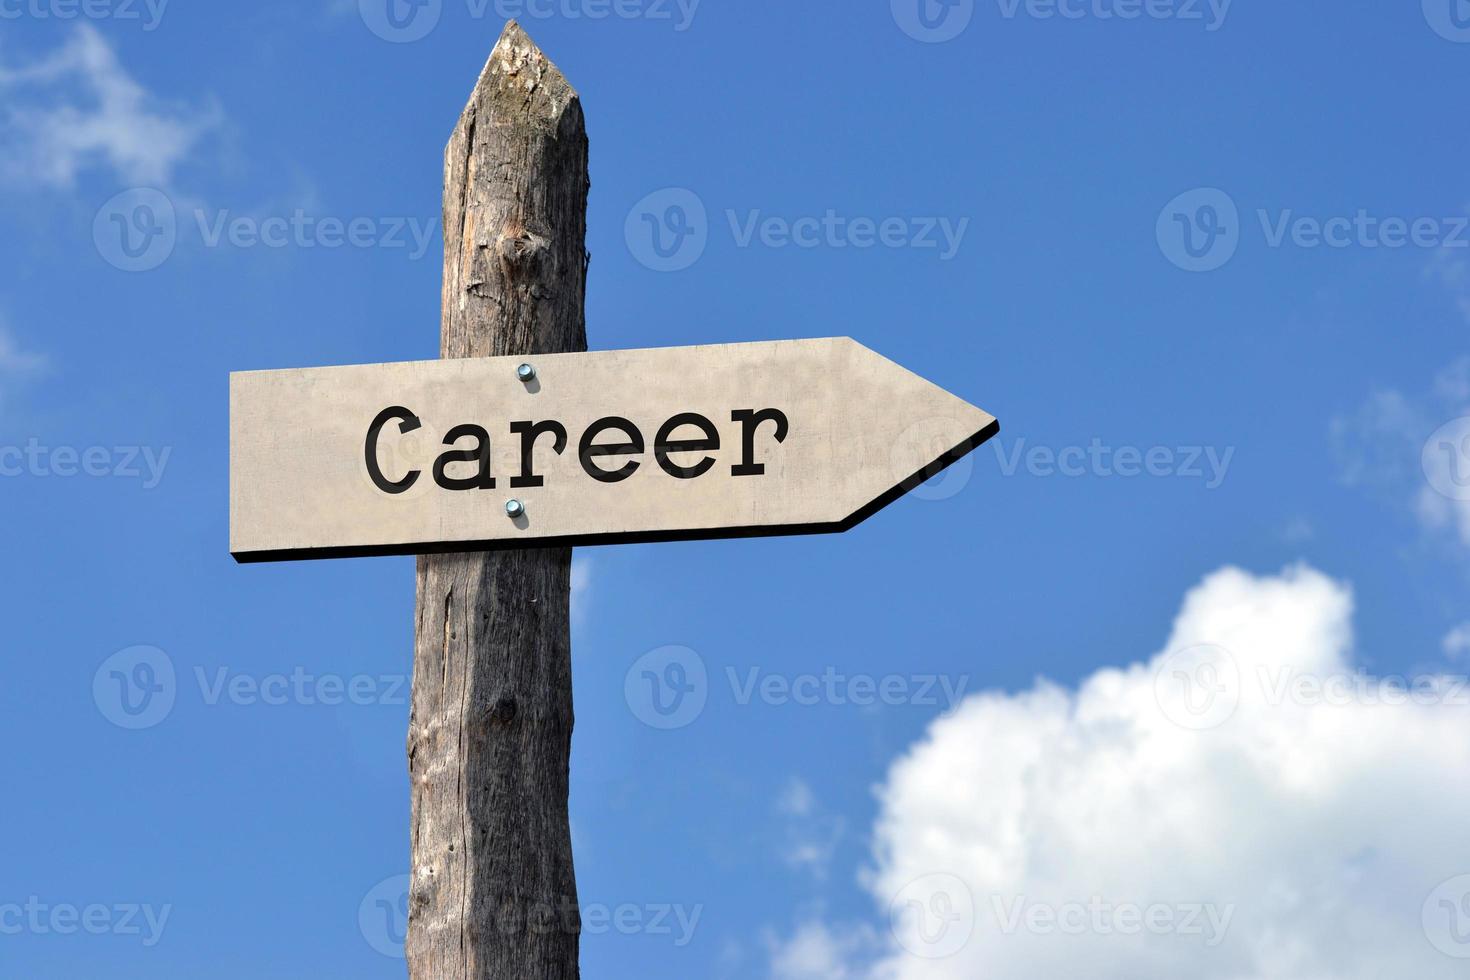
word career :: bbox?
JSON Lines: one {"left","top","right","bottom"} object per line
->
{"left": 365, "top": 407, "right": 791, "bottom": 494}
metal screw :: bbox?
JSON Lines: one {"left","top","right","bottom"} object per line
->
{"left": 517, "top": 363, "right": 536, "bottom": 383}
{"left": 505, "top": 499, "right": 525, "bottom": 519}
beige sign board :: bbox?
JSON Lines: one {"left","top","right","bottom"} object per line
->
{"left": 229, "top": 337, "right": 998, "bottom": 562}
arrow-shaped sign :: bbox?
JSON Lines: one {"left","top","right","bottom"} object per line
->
{"left": 229, "top": 337, "right": 997, "bottom": 562}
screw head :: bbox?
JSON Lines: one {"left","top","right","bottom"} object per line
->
{"left": 505, "top": 499, "right": 525, "bottom": 519}
{"left": 517, "top": 363, "right": 536, "bottom": 383}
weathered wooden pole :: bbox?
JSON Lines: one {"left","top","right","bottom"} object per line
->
{"left": 407, "top": 21, "right": 588, "bottom": 979}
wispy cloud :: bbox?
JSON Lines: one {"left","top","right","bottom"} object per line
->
{"left": 0, "top": 25, "right": 219, "bottom": 189}
{"left": 1427, "top": 240, "right": 1470, "bottom": 323}
{"left": 0, "top": 316, "right": 45, "bottom": 409}
{"left": 776, "top": 777, "right": 844, "bottom": 880}
{"left": 571, "top": 556, "right": 592, "bottom": 623}
{"left": 1332, "top": 358, "right": 1470, "bottom": 548}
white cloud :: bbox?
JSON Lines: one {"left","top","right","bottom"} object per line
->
{"left": 571, "top": 556, "right": 592, "bottom": 623}
{"left": 1333, "top": 360, "right": 1470, "bottom": 548}
{"left": 770, "top": 565, "right": 1470, "bottom": 978}
{"left": 0, "top": 319, "right": 44, "bottom": 408}
{"left": 1427, "top": 244, "right": 1470, "bottom": 324}
{"left": 776, "top": 777, "right": 845, "bottom": 880}
{"left": 0, "top": 325, "right": 44, "bottom": 376}
{"left": 0, "top": 25, "right": 218, "bottom": 189}
{"left": 768, "top": 921, "right": 869, "bottom": 980}
{"left": 779, "top": 777, "right": 816, "bottom": 818}
{"left": 1444, "top": 624, "right": 1470, "bottom": 663}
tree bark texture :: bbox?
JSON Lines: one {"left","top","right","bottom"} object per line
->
{"left": 407, "top": 20, "right": 589, "bottom": 980}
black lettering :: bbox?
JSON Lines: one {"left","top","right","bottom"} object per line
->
{"left": 365, "top": 406, "right": 422, "bottom": 495}
{"left": 433, "top": 424, "right": 495, "bottom": 491}
{"left": 731, "top": 408, "right": 789, "bottom": 476}
{"left": 510, "top": 420, "right": 568, "bottom": 489}
{"left": 654, "top": 413, "right": 719, "bottom": 479}
{"left": 579, "top": 417, "right": 644, "bottom": 483}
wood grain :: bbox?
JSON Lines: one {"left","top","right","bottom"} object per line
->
{"left": 406, "top": 21, "right": 587, "bottom": 979}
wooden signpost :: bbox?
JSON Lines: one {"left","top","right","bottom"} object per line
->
{"left": 229, "top": 21, "right": 997, "bottom": 980}
{"left": 230, "top": 339, "right": 997, "bottom": 562}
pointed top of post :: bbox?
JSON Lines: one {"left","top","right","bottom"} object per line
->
{"left": 455, "top": 20, "right": 580, "bottom": 138}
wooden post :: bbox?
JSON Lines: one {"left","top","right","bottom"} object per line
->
{"left": 407, "top": 21, "right": 588, "bottom": 980}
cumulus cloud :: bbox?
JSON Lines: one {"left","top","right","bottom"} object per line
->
{"left": 770, "top": 565, "right": 1470, "bottom": 978}
{"left": 0, "top": 25, "right": 218, "bottom": 189}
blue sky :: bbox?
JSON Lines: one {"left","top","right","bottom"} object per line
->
{"left": 4, "top": 1, "right": 1470, "bottom": 977}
